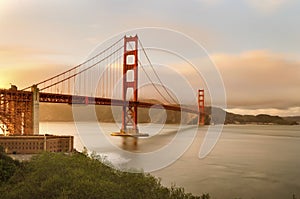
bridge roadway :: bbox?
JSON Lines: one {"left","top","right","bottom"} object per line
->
{"left": 0, "top": 87, "right": 200, "bottom": 136}
{"left": 39, "top": 92, "right": 198, "bottom": 114}
{"left": 0, "top": 88, "right": 198, "bottom": 120}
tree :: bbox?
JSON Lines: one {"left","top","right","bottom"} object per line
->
{"left": 0, "top": 146, "right": 20, "bottom": 184}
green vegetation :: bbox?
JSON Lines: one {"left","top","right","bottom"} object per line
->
{"left": 1, "top": 148, "right": 299, "bottom": 199}
{"left": 0, "top": 150, "right": 202, "bottom": 199}
{"left": 0, "top": 146, "right": 20, "bottom": 185}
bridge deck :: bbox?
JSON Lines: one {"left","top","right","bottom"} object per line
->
{"left": 0, "top": 89, "right": 199, "bottom": 136}
{"left": 39, "top": 92, "right": 198, "bottom": 114}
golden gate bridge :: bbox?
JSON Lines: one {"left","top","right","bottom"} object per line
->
{"left": 0, "top": 35, "right": 205, "bottom": 140}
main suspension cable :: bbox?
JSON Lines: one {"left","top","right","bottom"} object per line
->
{"left": 138, "top": 38, "right": 178, "bottom": 104}
{"left": 126, "top": 43, "right": 173, "bottom": 104}
{"left": 22, "top": 37, "right": 123, "bottom": 91}
{"left": 40, "top": 46, "right": 123, "bottom": 91}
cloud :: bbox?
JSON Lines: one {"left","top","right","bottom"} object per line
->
{"left": 0, "top": 65, "right": 66, "bottom": 89}
{"left": 211, "top": 50, "right": 300, "bottom": 109}
{"left": 196, "top": 0, "right": 223, "bottom": 6}
{"left": 197, "top": 0, "right": 292, "bottom": 14}
{"left": 244, "top": 0, "right": 292, "bottom": 14}
{"left": 0, "top": 45, "right": 70, "bottom": 66}
{"left": 0, "top": 45, "right": 72, "bottom": 89}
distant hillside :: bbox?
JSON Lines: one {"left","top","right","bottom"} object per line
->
{"left": 283, "top": 116, "right": 300, "bottom": 124}
{"left": 39, "top": 103, "right": 195, "bottom": 124}
{"left": 39, "top": 103, "right": 298, "bottom": 125}
{"left": 225, "top": 112, "right": 298, "bottom": 125}
{"left": 189, "top": 106, "right": 298, "bottom": 125}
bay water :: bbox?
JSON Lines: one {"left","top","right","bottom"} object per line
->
{"left": 40, "top": 122, "right": 300, "bottom": 198}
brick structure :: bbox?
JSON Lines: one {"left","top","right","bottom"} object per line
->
{"left": 0, "top": 135, "right": 73, "bottom": 154}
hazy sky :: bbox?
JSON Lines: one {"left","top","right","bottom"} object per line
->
{"left": 0, "top": 0, "right": 299, "bottom": 116}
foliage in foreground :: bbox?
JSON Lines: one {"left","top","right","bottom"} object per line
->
{"left": 0, "top": 151, "right": 201, "bottom": 199}
{"left": 0, "top": 146, "right": 20, "bottom": 184}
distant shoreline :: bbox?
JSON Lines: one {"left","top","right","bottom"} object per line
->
{"left": 38, "top": 103, "right": 299, "bottom": 125}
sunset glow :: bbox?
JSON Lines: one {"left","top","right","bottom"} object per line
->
{"left": 0, "top": 0, "right": 299, "bottom": 116}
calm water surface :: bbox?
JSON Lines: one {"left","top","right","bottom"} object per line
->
{"left": 40, "top": 122, "right": 300, "bottom": 199}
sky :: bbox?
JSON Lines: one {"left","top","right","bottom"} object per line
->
{"left": 0, "top": 0, "right": 299, "bottom": 116}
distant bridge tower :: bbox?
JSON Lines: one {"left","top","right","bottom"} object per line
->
{"left": 198, "top": 89, "right": 205, "bottom": 125}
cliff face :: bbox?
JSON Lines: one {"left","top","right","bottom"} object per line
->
{"left": 39, "top": 104, "right": 298, "bottom": 125}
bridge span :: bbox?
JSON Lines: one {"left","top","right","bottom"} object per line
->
{"left": 0, "top": 35, "right": 205, "bottom": 137}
